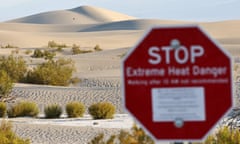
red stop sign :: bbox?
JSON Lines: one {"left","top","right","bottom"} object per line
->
{"left": 122, "top": 25, "right": 233, "bottom": 141}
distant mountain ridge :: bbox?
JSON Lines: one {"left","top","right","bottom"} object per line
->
{"left": 7, "top": 5, "right": 136, "bottom": 24}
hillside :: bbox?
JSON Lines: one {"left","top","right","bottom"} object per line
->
{"left": 7, "top": 5, "right": 136, "bottom": 24}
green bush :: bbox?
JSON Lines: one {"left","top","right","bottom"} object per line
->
{"left": 43, "top": 50, "right": 56, "bottom": 60}
{"left": 7, "top": 101, "right": 39, "bottom": 118}
{"left": 71, "top": 44, "right": 81, "bottom": 54}
{"left": 31, "top": 49, "right": 56, "bottom": 60}
{"left": 0, "top": 120, "right": 30, "bottom": 144}
{"left": 202, "top": 126, "right": 240, "bottom": 144}
{"left": 44, "top": 104, "right": 62, "bottom": 118}
{"left": 0, "top": 70, "right": 13, "bottom": 99}
{"left": 25, "top": 58, "right": 75, "bottom": 86}
{"left": 0, "top": 102, "right": 7, "bottom": 117}
{"left": 88, "top": 102, "right": 115, "bottom": 119}
{"left": 31, "top": 49, "right": 44, "bottom": 58}
{"left": 66, "top": 101, "right": 85, "bottom": 118}
{"left": 0, "top": 55, "right": 27, "bottom": 82}
{"left": 89, "top": 125, "right": 154, "bottom": 144}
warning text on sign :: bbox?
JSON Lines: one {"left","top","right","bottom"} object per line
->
{"left": 151, "top": 87, "right": 206, "bottom": 122}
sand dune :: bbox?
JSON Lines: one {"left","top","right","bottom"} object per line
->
{"left": 7, "top": 5, "right": 136, "bottom": 24}
{"left": 200, "top": 20, "right": 240, "bottom": 39}
{"left": 0, "top": 22, "right": 96, "bottom": 32}
{"left": 78, "top": 19, "right": 189, "bottom": 32}
{"left": 2, "top": 19, "right": 240, "bottom": 39}
{"left": 0, "top": 30, "right": 143, "bottom": 49}
{"left": 1, "top": 19, "right": 240, "bottom": 53}
{"left": 0, "top": 19, "right": 186, "bottom": 32}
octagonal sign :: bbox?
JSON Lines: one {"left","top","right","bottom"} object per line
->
{"left": 122, "top": 25, "right": 233, "bottom": 141}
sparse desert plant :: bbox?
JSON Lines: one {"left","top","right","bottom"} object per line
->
{"left": 88, "top": 102, "right": 115, "bottom": 119}
{"left": 57, "top": 44, "right": 67, "bottom": 49}
{"left": 66, "top": 101, "right": 85, "bottom": 118}
{"left": 55, "top": 47, "right": 63, "bottom": 52}
{"left": 89, "top": 124, "right": 154, "bottom": 144}
{"left": 24, "top": 50, "right": 32, "bottom": 55}
{"left": 25, "top": 58, "right": 75, "bottom": 86}
{"left": 0, "top": 70, "right": 13, "bottom": 99}
{"left": 44, "top": 104, "right": 62, "bottom": 118}
{"left": 31, "top": 49, "right": 56, "bottom": 60}
{"left": 7, "top": 101, "right": 39, "bottom": 118}
{"left": 71, "top": 44, "right": 92, "bottom": 54}
{"left": 201, "top": 126, "right": 240, "bottom": 144}
{"left": 11, "top": 48, "right": 19, "bottom": 54}
{"left": 0, "top": 120, "right": 30, "bottom": 144}
{"left": 2, "top": 44, "right": 18, "bottom": 48}
{"left": 48, "top": 40, "right": 58, "bottom": 48}
{"left": 43, "top": 50, "right": 56, "bottom": 60}
{"left": 94, "top": 44, "right": 102, "bottom": 51}
{"left": 89, "top": 125, "right": 240, "bottom": 144}
{"left": 48, "top": 40, "right": 67, "bottom": 49}
{"left": 0, "top": 102, "right": 7, "bottom": 117}
{"left": 71, "top": 44, "right": 81, "bottom": 54}
{"left": 0, "top": 55, "right": 27, "bottom": 82}
{"left": 31, "top": 49, "right": 44, "bottom": 58}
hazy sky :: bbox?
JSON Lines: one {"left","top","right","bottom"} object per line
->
{"left": 1, "top": 0, "right": 240, "bottom": 22}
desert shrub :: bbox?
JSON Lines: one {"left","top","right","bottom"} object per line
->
{"left": 25, "top": 58, "right": 75, "bottom": 86}
{"left": 71, "top": 44, "right": 92, "bottom": 54}
{"left": 71, "top": 44, "right": 81, "bottom": 54}
{"left": 11, "top": 48, "right": 19, "bottom": 54}
{"left": 0, "top": 55, "right": 27, "bottom": 82}
{"left": 31, "top": 49, "right": 44, "bottom": 58}
{"left": 81, "top": 49, "right": 93, "bottom": 54}
{"left": 88, "top": 102, "right": 115, "bottom": 119}
{"left": 0, "top": 102, "right": 7, "bottom": 117}
{"left": 44, "top": 104, "right": 62, "bottom": 118}
{"left": 1, "top": 44, "right": 18, "bottom": 48}
{"left": 201, "top": 126, "right": 240, "bottom": 144}
{"left": 31, "top": 49, "right": 56, "bottom": 60}
{"left": 89, "top": 124, "right": 154, "bottom": 144}
{"left": 66, "top": 101, "right": 85, "bottom": 118}
{"left": 43, "top": 50, "right": 56, "bottom": 60}
{"left": 0, "top": 70, "right": 13, "bottom": 99}
{"left": 48, "top": 40, "right": 67, "bottom": 48}
{"left": 94, "top": 44, "right": 102, "bottom": 51}
{"left": 48, "top": 40, "right": 58, "bottom": 48}
{"left": 24, "top": 50, "right": 32, "bottom": 55}
{"left": 0, "top": 120, "right": 30, "bottom": 144}
{"left": 7, "top": 101, "right": 39, "bottom": 118}
{"left": 55, "top": 47, "right": 63, "bottom": 52}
